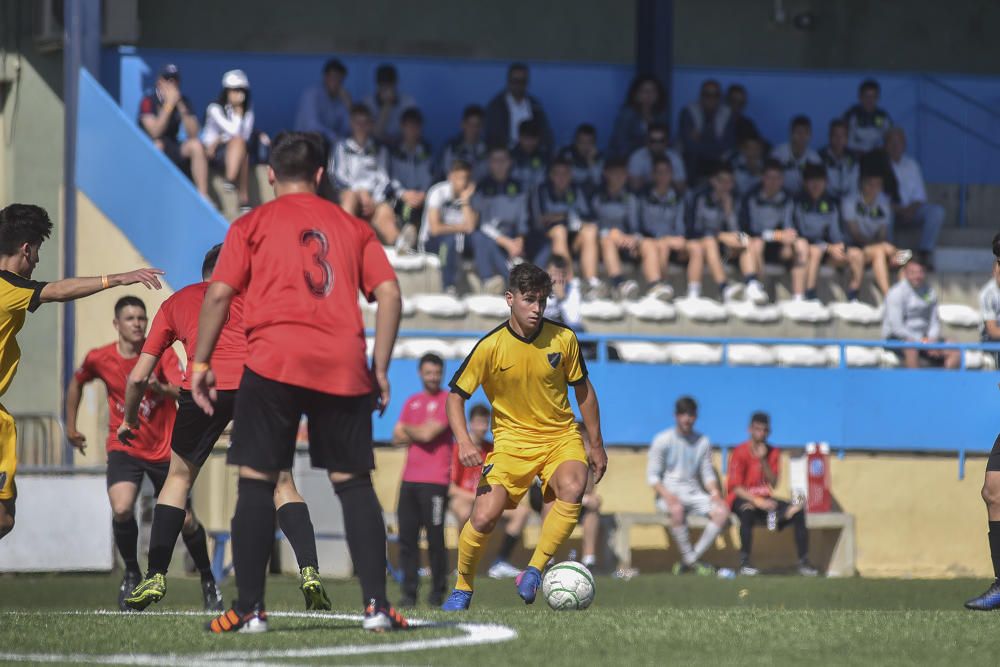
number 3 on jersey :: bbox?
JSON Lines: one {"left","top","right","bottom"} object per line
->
{"left": 301, "top": 229, "right": 333, "bottom": 297}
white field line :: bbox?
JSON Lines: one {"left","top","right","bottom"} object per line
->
{"left": 0, "top": 610, "right": 518, "bottom": 665}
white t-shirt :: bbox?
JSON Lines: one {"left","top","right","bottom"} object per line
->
{"left": 506, "top": 93, "right": 533, "bottom": 146}
{"left": 420, "top": 181, "right": 467, "bottom": 244}
{"left": 201, "top": 103, "right": 254, "bottom": 146}
{"left": 891, "top": 155, "right": 928, "bottom": 207}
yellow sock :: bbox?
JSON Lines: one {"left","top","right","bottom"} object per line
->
{"left": 528, "top": 499, "right": 582, "bottom": 571}
{"left": 455, "top": 522, "right": 488, "bottom": 592}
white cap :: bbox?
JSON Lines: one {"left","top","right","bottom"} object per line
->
{"left": 222, "top": 69, "right": 250, "bottom": 90}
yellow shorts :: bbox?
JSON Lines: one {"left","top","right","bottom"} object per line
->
{"left": 0, "top": 407, "right": 16, "bottom": 501}
{"left": 481, "top": 432, "right": 588, "bottom": 509}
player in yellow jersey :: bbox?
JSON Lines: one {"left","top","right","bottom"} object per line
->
{"left": 441, "top": 262, "right": 607, "bottom": 609}
{"left": 0, "top": 204, "right": 163, "bottom": 540}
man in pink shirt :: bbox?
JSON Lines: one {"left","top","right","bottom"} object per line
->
{"left": 391, "top": 353, "right": 455, "bottom": 607}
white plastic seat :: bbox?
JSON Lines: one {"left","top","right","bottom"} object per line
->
{"left": 726, "top": 301, "right": 781, "bottom": 324}
{"left": 464, "top": 295, "right": 509, "bottom": 318}
{"left": 938, "top": 303, "right": 980, "bottom": 328}
{"left": 824, "top": 345, "right": 882, "bottom": 368}
{"left": 624, "top": 297, "right": 677, "bottom": 322}
{"left": 880, "top": 349, "right": 901, "bottom": 368}
{"left": 451, "top": 338, "right": 480, "bottom": 359}
{"left": 726, "top": 344, "right": 777, "bottom": 366}
{"left": 396, "top": 338, "right": 457, "bottom": 359}
{"left": 667, "top": 343, "right": 723, "bottom": 365}
{"left": 830, "top": 301, "right": 882, "bottom": 325}
{"left": 383, "top": 247, "right": 428, "bottom": 272}
{"left": 365, "top": 337, "right": 375, "bottom": 357}
{"left": 613, "top": 341, "right": 671, "bottom": 363}
{"left": 401, "top": 297, "right": 417, "bottom": 317}
{"left": 579, "top": 299, "right": 626, "bottom": 321}
{"left": 779, "top": 299, "right": 832, "bottom": 324}
{"left": 774, "top": 345, "right": 830, "bottom": 367}
{"left": 674, "top": 297, "right": 728, "bottom": 323}
{"left": 412, "top": 293, "right": 469, "bottom": 318}
{"left": 964, "top": 349, "right": 986, "bottom": 369}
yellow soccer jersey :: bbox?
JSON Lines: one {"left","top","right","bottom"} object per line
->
{"left": 449, "top": 318, "right": 588, "bottom": 445}
{"left": 0, "top": 270, "right": 46, "bottom": 398}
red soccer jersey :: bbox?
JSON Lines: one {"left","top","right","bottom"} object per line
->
{"left": 399, "top": 391, "right": 454, "bottom": 486}
{"left": 74, "top": 343, "right": 183, "bottom": 462}
{"left": 451, "top": 439, "right": 495, "bottom": 492}
{"left": 143, "top": 282, "right": 247, "bottom": 391}
{"left": 726, "top": 440, "right": 782, "bottom": 507}
{"left": 212, "top": 192, "right": 396, "bottom": 396}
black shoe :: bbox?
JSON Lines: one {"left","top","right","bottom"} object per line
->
{"left": 202, "top": 576, "right": 224, "bottom": 611}
{"left": 118, "top": 570, "right": 142, "bottom": 611}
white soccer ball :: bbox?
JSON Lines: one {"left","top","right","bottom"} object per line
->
{"left": 541, "top": 561, "right": 595, "bottom": 611}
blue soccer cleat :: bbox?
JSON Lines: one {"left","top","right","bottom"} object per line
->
{"left": 441, "top": 589, "right": 473, "bottom": 611}
{"left": 515, "top": 566, "right": 542, "bottom": 604}
{"left": 966, "top": 580, "right": 1000, "bottom": 610}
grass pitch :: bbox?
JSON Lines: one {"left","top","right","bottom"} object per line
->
{"left": 0, "top": 572, "right": 995, "bottom": 665}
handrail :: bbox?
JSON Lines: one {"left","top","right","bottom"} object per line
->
{"left": 920, "top": 74, "right": 1000, "bottom": 124}
{"left": 915, "top": 104, "right": 1000, "bottom": 154}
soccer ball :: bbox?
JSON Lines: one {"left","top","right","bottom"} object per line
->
{"left": 541, "top": 561, "right": 595, "bottom": 611}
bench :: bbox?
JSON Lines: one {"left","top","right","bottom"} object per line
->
{"left": 612, "top": 511, "right": 856, "bottom": 577}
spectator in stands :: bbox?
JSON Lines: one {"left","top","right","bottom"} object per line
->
{"left": 557, "top": 124, "right": 604, "bottom": 193}
{"left": 636, "top": 157, "right": 695, "bottom": 302}
{"left": 627, "top": 123, "right": 687, "bottom": 194}
{"left": 331, "top": 104, "right": 397, "bottom": 243}
{"left": 844, "top": 79, "right": 892, "bottom": 154}
{"left": 439, "top": 105, "right": 488, "bottom": 183}
{"left": 678, "top": 79, "right": 734, "bottom": 184}
{"left": 363, "top": 64, "right": 417, "bottom": 146}
{"left": 201, "top": 69, "right": 264, "bottom": 214}
{"left": 728, "top": 412, "right": 817, "bottom": 576}
{"left": 792, "top": 164, "right": 846, "bottom": 301}
{"left": 609, "top": 74, "right": 670, "bottom": 159}
{"left": 686, "top": 162, "right": 751, "bottom": 302}
{"left": 469, "top": 145, "right": 530, "bottom": 294}
{"left": 741, "top": 159, "right": 797, "bottom": 304}
{"left": 535, "top": 158, "right": 601, "bottom": 298}
{"left": 842, "top": 171, "right": 899, "bottom": 301}
{"left": 510, "top": 119, "right": 550, "bottom": 194}
{"left": 648, "top": 396, "right": 728, "bottom": 574}
{"left": 138, "top": 64, "right": 209, "bottom": 198}
{"left": 391, "top": 353, "right": 454, "bottom": 607}
{"left": 883, "top": 256, "right": 960, "bottom": 369}
{"left": 543, "top": 255, "right": 584, "bottom": 331}
{"left": 726, "top": 84, "right": 761, "bottom": 145}
{"left": 449, "top": 404, "right": 493, "bottom": 527}
{"left": 819, "top": 119, "right": 859, "bottom": 200}
{"left": 979, "top": 233, "right": 1000, "bottom": 366}
{"left": 420, "top": 160, "right": 478, "bottom": 294}
{"left": 294, "top": 58, "right": 351, "bottom": 147}
{"left": 593, "top": 157, "right": 640, "bottom": 300}
{"left": 727, "top": 134, "right": 766, "bottom": 197}
{"left": 885, "top": 127, "right": 944, "bottom": 267}
{"left": 484, "top": 62, "right": 554, "bottom": 153}
{"left": 771, "top": 115, "right": 822, "bottom": 196}
{"left": 388, "top": 108, "right": 434, "bottom": 253}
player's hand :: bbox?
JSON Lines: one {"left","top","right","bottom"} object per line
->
{"left": 67, "top": 428, "right": 87, "bottom": 454}
{"left": 113, "top": 268, "right": 165, "bottom": 291}
{"left": 755, "top": 497, "right": 778, "bottom": 511}
{"left": 117, "top": 421, "right": 139, "bottom": 447}
{"left": 589, "top": 438, "right": 608, "bottom": 483}
{"left": 191, "top": 368, "right": 218, "bottom": 416}
{"left": 460, "top": 182, "right": 476, "bottom": 201}
{"left": 372, "top": 370, "right": 390, "bottom": 416}
{"left": 457, "top": 438, "right": 483, "bottom": 468}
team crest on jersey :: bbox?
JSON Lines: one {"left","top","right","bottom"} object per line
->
{"left": 481, "top": 463, "right": 494, "bottom": 479}
{"left": 547, "top": 352, "right": 562, "bottom": 368}
{"left": 0, "top": 472, "right": 6, "bottom": 489}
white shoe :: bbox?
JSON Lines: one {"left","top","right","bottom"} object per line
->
{"left": 746, "top": 281, "right": 769, "bottom": 305}
{"left": 618, "top": 279, "right": 640, "bottom": 301}
{"left": 647, "top": 283, "right": 674, "bottom": 303}
{"left": 722, "top": 283, "right": 744, "bottom": 303}
{"left": 488, "top": 560, "right": 522, "bottom": 579}
{"left": 738, "top": 564, "right": 760, "bottom": 576}
{"left": 238, "top": 614, "right": 269, "bottom": 634}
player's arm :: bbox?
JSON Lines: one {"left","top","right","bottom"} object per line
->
{"left": 117, "top": 352, "right": 161, "bottom": 445}
{"left": 39, "top": 268, "right": 164, "bottom": 304}
{"left": 573, "top": 378, "right": 607, "bottom": 483}
{"left": 647, "top": 436, "right": 678, "bottom": 504}
{"left": 447, "top": 392, "right": 481, "bottom": 467}
{"left": 699, "top": 444, "right": 723, "bottom": 500}
{"left": 191, "top": 281, "right": 236, "bottom": 414}
{"left": 371, "top": 279, "right": 402, "bottom": 416}
{"left": 65, "top": 374, "right": 88, "bottom": 453}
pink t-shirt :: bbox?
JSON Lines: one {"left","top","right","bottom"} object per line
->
{"left": 399, "top": 391, "right": 454, "bottom": 485}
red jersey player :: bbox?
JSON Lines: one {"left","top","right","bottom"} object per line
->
{"left": 121, "top": 245, "right": 331, "bottom": 613}
{"left": 447, "top": 403, "right": 493, "bottom": 527}
{"left": 64, "top": 296, "right": 212, "bottom": 610}
{"left": 191, "top": 131, "right": 404, "bottom": 634}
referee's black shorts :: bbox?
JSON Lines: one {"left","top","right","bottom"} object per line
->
{"left": 172, "top": 389, "right": 236, "bottom": 467}
{"left": 987, "top": 434, "right": 1000, "bottom": 472}
{"left": 228, "top": 366, "right": 375, "bottom": 474}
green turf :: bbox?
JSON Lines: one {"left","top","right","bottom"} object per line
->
{"left": 0, "top": 572, "right": 995, "bottom": 665}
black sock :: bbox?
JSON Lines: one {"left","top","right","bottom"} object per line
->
{"left": 610, "top": 275, "right": 625, "bottom": 288}
{"left": 805, "top": 288, "right": 818, "bottom": 300}
{"left": 498, "top": 532, "right": 519, "bottom": 561}
{"left": 847, "top": 288, "right": 859, "bottom": 301}
{"left": 113, "top": 517, "right": 140, "bottom": 574}
{"left": 335, "top": 476, "right": 388, "bottom": 608}
{"left": 182, "top": 520, "right": 213, "bottom": 579}
{"left": 743, "top": 274, "right": 756, "bottom": 284}
{"left": 231, "top": 477, "right": 276, "bottom": 614}
{"left": 147, "top": 504, "right": 185, "bottom": 576}
{"left": 989, "top": 521, "right": 1000, "bottom": 579}
{"left": 277, "top": 502, "right": 319, "bottom": 571}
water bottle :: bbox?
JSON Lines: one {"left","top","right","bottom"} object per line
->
{"left": 568, "top": 548, "right": 578, "bottom": 562}
{"left": 766, "top": 510, "right": 778, "bottom": 531}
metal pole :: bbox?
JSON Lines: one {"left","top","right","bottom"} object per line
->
{"left": 62, "top": 0, "right": 81, "bottom": 466}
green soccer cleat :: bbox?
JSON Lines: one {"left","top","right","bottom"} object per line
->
{"left": 299, "top": 566, "right": 332, "bottom": 611}
{"left": 124, "top": 573, "right": 166, "bottom": 611}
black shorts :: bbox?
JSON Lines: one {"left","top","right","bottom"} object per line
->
{"left": 392, "top": 200, "right": 423, "bottom": 227}
{"left": 229, "top": 366, "right": 375, "bottom": 473}
{"left": 106, "top": 449, "right": 169, "bottom": 494}
{"left": 987, "top": 434, "right": 1000, "bottom": 472}
{"left": 886, "top": 336, "right": 948, "bottom": 366}
{"left": 160, "top": 137, "right": 188, "bottom": 169}
{"left": 172, "top": 389, "right": 236, "bottom": 467}
{"left": 761, "top": 240, "right": 792, "bottom": 265}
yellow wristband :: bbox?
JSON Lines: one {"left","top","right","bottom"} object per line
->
{"left": 191, "top": 361, "right": 211, "bottom": 373}
{"left": 101, "top": 274, "right": 109, "bottom": 289}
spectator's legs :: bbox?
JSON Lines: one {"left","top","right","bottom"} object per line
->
{"left": 224, "top": 136, "right": 250, "bottom": 206}
{"left": 750, "top": 237, "right": 766, "bottom": 282}
{"left": 548, "top": 225, "right": 573, "bottom": 278}
{"left": 777, "top": 500, "right": 809, "bottom": 562}
{"left": 371, "top": 204, "right": 399, "bottom": 245}
{"left": 692, "top": 498, "right": 729, "bottom": 561}
{"left": 638, "top": 238, "right": 662, "bottom": 284}
{"left": 574, "top": 223, "right": 600, "bottom": 283}
{"left": 181, "top": 138, "right": 209, "bottom": 197}
{"left": 791, "top": 238, "right": 809, "bottom": 297}
{"left": 602, "top": 234, "right": 625, "bottom": 281}
{"left": 580, "top": 491, "right": 602, "bottom": 569}
{"left": 425, "top": 235, "right": 461, "bottom": 290}
{"left": 700, "top": 237, "right": 729, "bottom": 290}
{"left": 806, "top": 245, "right": 826, "bottom": 297}
{"left": 902, "top": 347, "right": 921, "bottom": 369}
{"left": 420, "top": 484, "right": 449, "bottom": 604}
{"left": 915, "top": 203, "right": 945, "bottom": 253}
{"left": 665, "top": 501, "right": 696, "bottom": 567}
{"left": 866, "top": 244, "right": 891, "bottom": 296}
{"left": 396, "top": 482, "right": 421, "bottom": 603}
{"left": 846, "top": 247, "right": 865, "bottom": 299}
{"left": 685, "top": 240, "right": 704, "bottom": 297}
{"left": 735, "top": 503, "right": 759, "bottom": 565}
{"left": 469, "top": 230, "right": 509, "bottom": 281}
{"left": 339, "top": 190, "right": 360, "bottom": 215}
